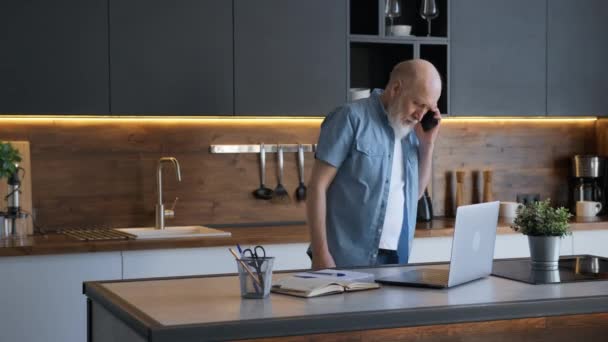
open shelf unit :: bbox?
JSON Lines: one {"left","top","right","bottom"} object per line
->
{"left": 347, "top": 0, "right": 450, "bottom": 114}
{"left": 351, "top": 43, "right": 415, "bottom": 92}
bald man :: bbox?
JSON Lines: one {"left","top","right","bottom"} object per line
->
{"left": 308, "top": 59, "right": 442, "bottom": 269}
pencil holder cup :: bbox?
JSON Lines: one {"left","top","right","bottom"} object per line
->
{"left": 237, "top": 256, "right": 275, "bottom": 299}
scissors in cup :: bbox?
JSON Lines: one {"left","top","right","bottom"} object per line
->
{"left": 242, "top": 245, "right": 267, "bottom": 291}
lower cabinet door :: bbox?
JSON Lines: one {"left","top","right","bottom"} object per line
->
{"left": 122, "top": 243, "right": 311, "bottom": 279}
{"left": 572, "top": 230, "right": 608, "bottom": 257}
{"left": 410, "top": 234, "right": 574, "bottom": 263}
{"left": 0, "top": 252, "right": 122, "bottom": 342}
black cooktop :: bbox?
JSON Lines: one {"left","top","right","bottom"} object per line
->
{"left": 492, "top": 255, "right": 608, "bottom": 285}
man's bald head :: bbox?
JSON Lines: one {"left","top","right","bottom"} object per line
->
{"left": 380, "top": 59, "right": 442, "bottom": 132}
{"left": 387, "top": 59, "right": 442, "bottom": 94}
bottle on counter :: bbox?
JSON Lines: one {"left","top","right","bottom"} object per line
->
{"left": 417, "top": 188, "right": 433, "bottom": 222}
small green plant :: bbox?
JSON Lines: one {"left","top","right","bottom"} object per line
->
{"left": 512, "top": 199, "right": 572, "bottom": 237}
{"left": 0, "top": 142, "right": 22, "bottom": 179}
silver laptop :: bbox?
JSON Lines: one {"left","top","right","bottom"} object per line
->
{"left": 377, "top": 201, "right": 499, "bottom": 289}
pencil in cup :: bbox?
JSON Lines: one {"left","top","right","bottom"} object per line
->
{"left": 229, "top": 248, "right": 262, "bottom": 289}
{"left": 232, "top": 249, "right": 276, "bottom": 298}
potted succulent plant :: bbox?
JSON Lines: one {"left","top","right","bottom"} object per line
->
{"left": 511, "top": 199, "right": 572, "bottom": 270}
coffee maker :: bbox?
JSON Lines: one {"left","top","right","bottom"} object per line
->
{"left": 571, "top": 155, "right": 606, "bottom": 215}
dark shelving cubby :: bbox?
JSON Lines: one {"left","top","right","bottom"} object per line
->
{"left": 420, "top": 44, "right": 448, "bottom": 113}
{"left": 350, "top": 42, "right": 414, "bottom": 90}
{"left": 348, "top": 0, "right": 449, "bottom": 113}
{"left": 350, "top": 0, "right": 379, "bottom": 35}
{"left": 385, "top": 0, "right": 448, "bottom": 38}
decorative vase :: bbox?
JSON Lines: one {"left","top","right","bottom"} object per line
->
{"left": 528, "top": 236, "right": 561, "bottom": 270}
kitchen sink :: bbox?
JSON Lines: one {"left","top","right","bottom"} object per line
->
{"left": 114, "top": 226, "right": 231, "bottom": 240}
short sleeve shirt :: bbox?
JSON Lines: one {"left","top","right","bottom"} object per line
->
{"left": 315, "top": 89, "right": 420, "bottom": 267}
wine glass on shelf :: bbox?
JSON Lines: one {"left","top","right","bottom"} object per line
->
{"left": 420, "top": 0, "right": 439, "bottom": 37}
{"left": 385, "top": 0, "right": 401, "bottom": 36}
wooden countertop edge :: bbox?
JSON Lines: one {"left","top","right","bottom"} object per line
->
{"left": 0, "top": 219, "right": 606, "bottom": 257}
{"left": 0, "top": 226, "right": 308, "bottom": 257}
{"left": 414, "top": 218, "right": 608, "bottom": 238}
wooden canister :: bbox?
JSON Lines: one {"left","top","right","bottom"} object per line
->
{"left": 483, "top": 169, "right": 493, "bottom": 202}
{"left": 455, "top": 170, "right": 466, "bottom": 208}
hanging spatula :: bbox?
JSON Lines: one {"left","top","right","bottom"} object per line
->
{"left": 271, "top": 145, "right": 291, "bottom": 204}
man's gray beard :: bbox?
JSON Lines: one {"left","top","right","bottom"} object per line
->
{"left": 387, "top": 109, "right": 415, "bottom": 140}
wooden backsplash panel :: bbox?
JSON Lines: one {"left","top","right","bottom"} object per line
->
{"left": 598, "top": 119, "right": 608, "bottom": 156}
{"left": 0, "top": 118, "right": 599, "bottom": 230}
{"left": 433, "top": 120, "right": 597, "bottom": 216}
{"left": 0, "top": 119, "right": 320, "bottom": 230}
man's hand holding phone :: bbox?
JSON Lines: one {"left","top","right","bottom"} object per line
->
{"left": 420, "top": 110, "right": 440, "bottom": 131}
{"left": 416, "top": 109, "right": 442, "bottom": 147}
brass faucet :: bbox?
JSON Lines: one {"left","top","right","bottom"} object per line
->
{"left": 156, "top": 157, "right": 182, "bottom": 230}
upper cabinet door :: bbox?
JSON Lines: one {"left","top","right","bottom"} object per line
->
{"left": 548, "top": 0, "right": 608, "bottom": 116}
{"left": 450, "top": 0, "right": 547, "bottom": 116}
{"left": 110, "top": 0, "right": 233, "bottom": 115}
{"left": 234, "top": 0, "right": 347, "bottom": 116}
{"left": 0, "top": 0, "right": 109, "bottom": 114}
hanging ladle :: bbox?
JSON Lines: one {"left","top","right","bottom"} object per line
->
{"left": 252, "top": 143, "right": 273, "bottom": 200}
{"left": 295, "top": 144, "right": 307, "bottom": 201}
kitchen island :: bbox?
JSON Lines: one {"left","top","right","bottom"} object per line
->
{"left": 3, "top": 219, "right": 607, "bottom": 342}
{"left": 84, "top": 260, "right": 608, "bottom": 342}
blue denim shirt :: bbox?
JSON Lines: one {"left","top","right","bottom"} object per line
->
{"left": 315, "top": 89, "right": 419, "bottom": 267}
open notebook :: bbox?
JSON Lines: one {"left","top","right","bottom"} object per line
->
{"left": 293, "top": 269, "right": 375, "bottom": 283}
{"left": 271, "top": 275, "right": 380, "bottom": 298}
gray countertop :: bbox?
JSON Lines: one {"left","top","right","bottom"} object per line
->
{"left": 84, "top": 259, "right": 608, "bottom": 341}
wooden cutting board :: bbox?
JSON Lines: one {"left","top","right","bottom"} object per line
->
{"left": 0, "top": 141, "right": 33, "bottom": 235}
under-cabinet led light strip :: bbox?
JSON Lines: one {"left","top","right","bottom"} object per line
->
{"left": 209, "top": 144, "right": 316, "bottom": 154}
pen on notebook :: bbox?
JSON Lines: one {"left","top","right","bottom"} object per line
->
{"left": 308, "top": 271, "right": 346, "bottom": 277}
{"left": 228, "top": 248, "right": 262, "bottom": 287}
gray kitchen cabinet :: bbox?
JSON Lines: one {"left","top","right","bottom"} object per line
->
{"left": 450, "top": 0, "right": 547, "bottom": 116}
{"left": 409, "top": 234, "right": 573, "bottom": 263}
{"left": 0, "top": 0, "right": 109, "bottom": 114}
{"left": 110, "top": 0, "right": 233, "bottom": 115}
{"left": 234, "top": 0, "right": 347, "bottom": 116}
{"left": 572, "top": 230, "right": 608, "bottom": 257}
{"left": 122, "top": 247, "right": 236, "bottom": 279}
{"left": 0, "top": 252, "right": 121, "bottom": 342}
{"left": 121, "top": 243, "right": 311, "bottom": 279}
{"left": 547, "top": 0, "right": 608, "bottom": 116}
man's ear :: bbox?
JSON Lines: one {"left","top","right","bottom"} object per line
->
{"left": 390, "top": 80, "right": 402, "bottom": 97}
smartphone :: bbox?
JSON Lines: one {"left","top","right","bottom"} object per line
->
{"left": 420, "top": 112, "right": 439, "bottom": 131}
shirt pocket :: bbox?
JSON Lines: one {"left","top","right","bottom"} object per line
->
{"left": 348, "top": 139, "right": 386, "bottom": 202}
{"left": 354, "top": 140, "right": 385, "bottom": 157}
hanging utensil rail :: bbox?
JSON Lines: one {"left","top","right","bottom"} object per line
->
{"left": 209, "top": 144, "right": 316, "bottom": 154}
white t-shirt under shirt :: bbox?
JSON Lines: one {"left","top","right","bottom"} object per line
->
{"left": 378, "top": 136, "right": 405, "bottom": 250}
